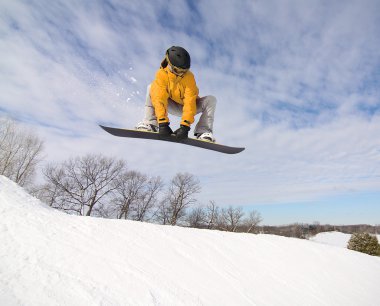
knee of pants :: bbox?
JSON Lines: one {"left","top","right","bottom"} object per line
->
{"left": 204, "top": 95, "right": 217, "bottom": 107}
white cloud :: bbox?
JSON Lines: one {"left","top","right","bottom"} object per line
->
{"left": 1, "top": 0, "right": 379, "bottom": 210}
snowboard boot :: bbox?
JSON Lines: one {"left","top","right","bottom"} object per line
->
{"left": 135, "top": 122, "right": 158, "bottom": 132}
{"left": 196, "top": 132, "right": 216, "bottom": 143}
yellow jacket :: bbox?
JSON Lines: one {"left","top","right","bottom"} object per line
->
{"left": 150, "top": 66, "right": 199, "bottom": 127}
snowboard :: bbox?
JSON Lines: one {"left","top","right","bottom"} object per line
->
{"left": 99, "top": 125, "right": 245, "bottom": 154}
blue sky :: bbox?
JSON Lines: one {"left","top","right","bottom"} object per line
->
{"left": 249, "top": 192, "right": 380, "bottom": 225}
{"left": 1, "top": 0, "right": 380, "bottom": 225}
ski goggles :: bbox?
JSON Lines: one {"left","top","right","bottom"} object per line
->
{"left": 165, "top": 54, "right": 188, "bottom": 76}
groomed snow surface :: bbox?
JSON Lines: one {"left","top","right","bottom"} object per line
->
{"left": 311, "top": 231, "right": 380, "bottom": 249}
{"left": 1, "top": 176, "right": 379, "bottom": 306}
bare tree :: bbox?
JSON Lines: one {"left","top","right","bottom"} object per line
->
{"left": 35, "top": 171, "right": 65, "bottom": 207}
{"left": 244, "top": 210, "right": 263, "bottom": 233}
{"left": 155, "top": 199, "right": 171, "bottom": 225}
{"left": 205, "top": 200, "right": 220, "bottom": 230}
{"left": 112, "top": 170, "right": 147, "bottom": 219}
{"left": 0, "top": 118, "right": 44, "bottom": 187}
{"left": 165, "top": 172, "right": 201, "bottom": 225}
{"left": 290, "top": 223, "right": 307, "bottom": 239}
{"left": 188, "top": 206, "right": 206, "bottom": 228}
{"left": 42, "top": 154, "right": 125, "bottom": 216}
{"left": 111, "top": 171, "right": 163, "bottom": 221}
{"left": 133, "top": 176, "right": 163, "bottom": 221}
{"left": 220, "top": 206, "right": 245, "bottom": 232}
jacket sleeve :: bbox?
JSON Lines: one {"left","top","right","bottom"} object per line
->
{"left": 181, "top": 73, "right": 199, "bottom": 127}
{"left": 150, "top": 69, "right": 169, "bottom": 124}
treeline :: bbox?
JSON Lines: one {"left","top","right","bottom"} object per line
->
{"left": 0, "top": 118, "right": 43, "bottom": 187}
{"left": 259, "top": 223, "right": 380, "bottom": 239}
{"left": 35, "top": 155, "right": 262, "bottom": 232}
{"left": 1, "top": 118, "right": 262, "bottom": 232}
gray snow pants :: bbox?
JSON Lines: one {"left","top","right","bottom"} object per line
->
{"left": 142, "top": 84, "right": 216, "bottom": 135}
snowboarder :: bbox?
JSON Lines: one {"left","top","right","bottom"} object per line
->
{"left": 136, "top": 46, "right": 217, "bottom": 142}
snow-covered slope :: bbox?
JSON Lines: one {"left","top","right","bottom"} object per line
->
{"left": 310, "top": 231, "right": 380, "bottom": 249}
{"left": 1, "top": 176, "right": 380, "bottom": 306}
{"left": 310, "top": 231, "right": 352, "bottom": 248}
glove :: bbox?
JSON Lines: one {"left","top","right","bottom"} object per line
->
{"left": 174, "top": 125, "right": 190, "bottom": 141}
{"left": 158, "top": 122, "right": 173, "bottom": 138}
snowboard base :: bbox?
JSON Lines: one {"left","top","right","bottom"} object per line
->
{"left": 99, "top": 125, "right": 245, "bottom": 154}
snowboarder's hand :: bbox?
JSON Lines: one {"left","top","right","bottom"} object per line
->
{"left": 174, "top": 125, "right": 190, "bottom": 141}
{"left": 158, "top": 123, "right": 173, "bottom": 138}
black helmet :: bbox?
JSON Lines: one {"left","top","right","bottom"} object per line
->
{"left": 166, "top": 46, "right": 191, "bottom": 69}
